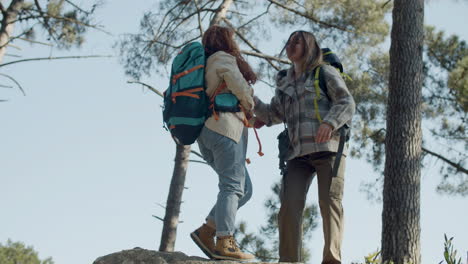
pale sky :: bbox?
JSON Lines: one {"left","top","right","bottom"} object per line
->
{"left": 1, "top": 1, "right": 467, "bottom": 264}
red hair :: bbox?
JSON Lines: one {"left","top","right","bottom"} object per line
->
{"left": 202, "top": 25, "right": 257, "bottom": 85}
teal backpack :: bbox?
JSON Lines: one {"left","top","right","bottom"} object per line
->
{"left": 163, "top": 42, "right": 209, "bottom": 145}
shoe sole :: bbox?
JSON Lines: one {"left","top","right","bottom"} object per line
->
{"left": 211, "top": 252, "right": 255, "bottom": 262}
{"left": 190, "top": 231, "right": 214, "bottom": 259}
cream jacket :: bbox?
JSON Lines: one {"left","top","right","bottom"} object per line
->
{"left": 204, "top": 51, "right": 254, "bottom": 143}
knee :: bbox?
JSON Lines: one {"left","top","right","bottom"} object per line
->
{"left": 279, "top": 199, "right": 306, "bottom": 218}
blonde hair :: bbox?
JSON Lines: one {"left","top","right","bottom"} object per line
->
{"left": 281, "top": 31, "right": 323, "bottom": 75}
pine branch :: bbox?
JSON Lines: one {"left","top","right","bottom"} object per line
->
{"left": 267, "top": 0, "right": 352, "bottom": 33}
{"left": 422, "top": 147, "right": 468, "bottom": 175}
{"left": 0, "top": 55, "right": 112, "bottom": 68}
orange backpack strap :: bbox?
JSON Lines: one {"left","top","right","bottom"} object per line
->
{"left": 209, "top": 81, "right": 227, "bottom": 120}
{"left": 171, "top": 87, "right": 204, "bottom": 103}
{"left": 172, "top": 65, "right": 204, "bottom": 84}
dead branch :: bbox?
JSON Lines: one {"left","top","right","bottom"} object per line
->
{"left": 257, "top": 78, "right": 275, "bottom": 88}
{"left": 152, "top": 215, "right": 164, "bottom": 221}
{"left": 189, "top": 159, "right": 208, "bottom": 165}
{"left": 0, "top": 73, "right": 25, "bottom": 95}
{"left": 422, "top": 146, "right": 468, "bottom": 175}
{"left": 193, "top": 0, "right": 204, "bottom": 36}
{"left": 267, "top": 0, "right": 352, "bottom": 33}
{"left": 382, "top": 0, "right": 392, "bottom": 8}
{"left": 238, "top": 2, "right": 272, "bottom": 29}
{"left": 190, "top": 150, "right": 204, "bottom": 159}
{"left": 240, "top": 49, "right": 290, "bottom": 65}
{"left": 64, "top": 0, "right": 92, "bottom": 15}
{"left": 0, "top": 55, "right": 112, "bottom": 68}
{"left": 127, "top": 80, "right": 164, "bottom": 97}
{"left": 16, "top": 36, "right": 53, "bottom": 46}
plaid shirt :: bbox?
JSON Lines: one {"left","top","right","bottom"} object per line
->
{"left": 254, "top": 65, "right": 355, "bottom": 160}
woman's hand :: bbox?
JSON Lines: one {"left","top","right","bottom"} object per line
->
{"left": 253, "top": 119, "right": 265, "bottom": 129}
{"left": 316, "top": 122, "right": 334, "bottom": 143}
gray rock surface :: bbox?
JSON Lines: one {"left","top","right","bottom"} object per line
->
{"left": 92, "top": 247, "right": 273, "bottom": 264}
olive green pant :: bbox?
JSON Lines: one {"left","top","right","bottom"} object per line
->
{"left": 278, "top": 152, "right": 345, "bottom": 264}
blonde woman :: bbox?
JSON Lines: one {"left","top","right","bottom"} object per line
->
{"left": 254, "top": 30, "right": 355, "bottom": 264}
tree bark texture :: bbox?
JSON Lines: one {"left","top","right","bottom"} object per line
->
{"left": 159, "top": 144, "right": 191, "bottom": 252}
{"left": 382, "top": 1, "right": 424, "bottom": 264}
{"left": 0, "top": 0, "right": 24, "bottom": 64}
{"left": 209, "top": 0, "right": 233, "bottom": 26}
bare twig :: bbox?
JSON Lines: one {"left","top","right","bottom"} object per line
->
{"left": 145, "top": 35, "right": 200, "bottom": 54}
{"left": 194, "top": 0, "right": 204, "bottom": 36}
{"left": 0, "top": 55, "right": 112, "bottom": 68}
{"left": 6, "top": 43, "right": 21, "bottom": 50}
{"left": 0, "top": 73, "right": 25, "bottom": 95}
{"left": 238, "top": 3, "right": 272, "bottom": 30}
{"left": 152, "top": 215, "right": 164, "bottom": 221}
{"left": 268, "top": 0, "right": 352, "bottom": 33}
{"left": 64, "top": 0, "right": 92, "bottom": 14}
{"left": 156, "top": 203, "right": 166, "bottom": 209}
{"left": 16, "top": 37, "right": 53, "bottom": 46}
{"left": 422, "top": 146, "right": 468, "bottom": 175}
{"left": 127, "top": 80, "right": 164, "bottom": 98}
{"left": 189, "top": 159, "right": 208, "bottom": 165}
{"left": 258, "top": 78, "right": 275, "bottom": 88}
{"left": 240, "top": 49, "right": 290, "bottom": 65}
{"left": 190, "top": 150, "right": 204, "bottom": 159}
{"left": 382, "top": 0, "right": 392, "bottom": 8}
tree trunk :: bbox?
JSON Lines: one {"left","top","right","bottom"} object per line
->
{"left": 381, "top": 1, "right": 424, "bottom": 264}
{"left": 0, "top": 0, "right": 24, "bottom": 64}
{"left": 158, "top": 0, "right": 233, "bottom": 251}
{"left": 159, "top": 144, "right": 191, "bottom": 252}
{"left": 210, "top": 0, "right": 233, "bottom": 26}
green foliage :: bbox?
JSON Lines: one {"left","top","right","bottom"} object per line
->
{"left": 351, "top": 235, "right": 463, "bottom": 264}
{"left": 234, "top": 181, "right": 319, "bottom": 262}
{"left": 439, "top": 234, "right": 462, "bottom": 264}
{"left": 0, "top": 239, "right": 54, "bottom": 264}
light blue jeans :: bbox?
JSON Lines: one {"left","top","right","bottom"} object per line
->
{"left": 197, "top": 126, "right": 253, "bottom": 237}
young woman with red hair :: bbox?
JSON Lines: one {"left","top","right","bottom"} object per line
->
{"left": 189, "top": 25, "right": 256, "bottom": 261}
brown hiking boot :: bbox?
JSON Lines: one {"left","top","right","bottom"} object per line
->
{"left": 212, "top": 235, "right": 255, "bottom": 261}
{"left": 190, "top": 224, "right": 216, "bottom": 259}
